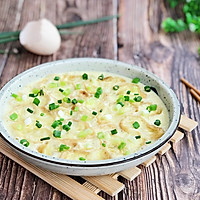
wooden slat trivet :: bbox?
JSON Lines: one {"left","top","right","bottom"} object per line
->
{"left": 0, "top": 115, "right": 198, "bottom": 200}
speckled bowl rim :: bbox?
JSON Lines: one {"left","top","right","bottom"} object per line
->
{"left": 0, "top": 58, "right": 180, "bottom": 167}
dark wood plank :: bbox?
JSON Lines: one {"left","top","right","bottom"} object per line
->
{"left": 118, "top": 0, "right": 200, "bottom": 199}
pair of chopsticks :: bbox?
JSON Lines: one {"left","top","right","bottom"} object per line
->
{"left": 181, "top": 78, "right": 200, "bottom": 102}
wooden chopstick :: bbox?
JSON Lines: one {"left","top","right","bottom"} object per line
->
{"left": 190, "top": 89, "right": 200, "bottom": 102}
{"left": 181, "top": 77, "right": 200, "bottom": 96}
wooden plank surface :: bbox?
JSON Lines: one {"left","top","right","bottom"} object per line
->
{"left": 0, "top": 0, "right": 200, "bottom": 200}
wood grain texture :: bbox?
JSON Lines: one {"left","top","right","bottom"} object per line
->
{"left": 0, "top": 0, "right": 200, "bottom": 200}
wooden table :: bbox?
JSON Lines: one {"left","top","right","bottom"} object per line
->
{"left": 0, "top": 0, "right": 199, "bottom": 199}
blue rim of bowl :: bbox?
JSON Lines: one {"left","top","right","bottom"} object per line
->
{"left": 0, "top": 58, "right": 181, "bottom": 167}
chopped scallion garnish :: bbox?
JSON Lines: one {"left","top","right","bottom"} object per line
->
{"left": 124, "top": 96, "right": 129, "bottom": 101}
{"left": 40, "top": 137, "right": 50, "bottom": 141}
{"left": 11, "top": 93, "right": 18, "bottom": 98}
{"left": 132, "top": 77, "right": 140, "bottom": 84}
{"left": 146, "top": 104, "right": 157, "bottom": 112}
{"left": 33, "top": 98, "right": 40, "bottom": 106}
{"left": 126, "top": 90, "right": 131, "bottom": 94}
{"left": 72, "top": 99, "right": 78, "bottom": 104}
{"left": 92, "top": 111, "right": 97, "bottom": 116}
{"left": 27, "top": 108, "right": 33, "bottom": 113}
{"left": 144, "top": 86, "right": 151, "bottom": 92}
{"left": 102, "top": 143, "right": 106, "bottom": 147}
{"left": 59, "top": 144, "right": 70, "bottom": 151}
{"left": 74, "top": 106, "right": 79, "bottom": 112}
{"left": 51, "top": 120, "right": 60, "bottom": 129}
{"left": 63, "top": 124, "right": 70, "bottom": 132}
{"left": 94, "top": 87, "right": 103, "bottom": 98}
{"left": 68, "top": 121, "right": 72, "bottom": 127}
{"left": 146, "top": 141, "right": 151, "bottom": 144}
{"left": 79, "top": 157, "right": 86, "bottom": 161}
{"left": 54, "top": 76, "right": 60, "bottom": 81}
{"left": 49, "top": 103, "right": 59, "bottom": 110}
{"left": 63, "top": 97, "right": 71, "bottom": 103}
{"left": 81, "top": 115, "right": 88, "bottom": 121}
{"left": 36, "top": 120, "right": 42, "bottom": 128}
{"left": 118, "top": 142, "right": 126, "bottom": 150}
{"left": 59, "top": 88, "right": 64, "bottom": 92}
{"left": 20, "top": 139, "right": 29, "bottom": 147}
{"left": 82, "top": 73, "right": 88, "bottom": 80}
{"left": 58, "top": 99, "right": 62, "bottom": 104}
{"left": 78, "top": 99, "right": 84, "bottom": 103}
{"left": 134, "top": 96, "right": 142, "bottom": 102}
{"left": 53, "top": 130, "right": 61, "bottom": 138}
{"left": 111, "top": 129, "right": 118, "bottom": 135}
{"left": 100, "top": 109, "right": 103, "bottom": 112}
{"left": 40, "top": 113, "right": 44, "bottom": 116}
{"left": 98, "top": 74, "right": 104, "bottom": 80}
{"left": 97, "top": 132, "right": 105, "bottom": 139}
{"left": 113, "top": 85, "right": 119, "bottom": 90}
{"left": 154, "top": 119, "right": 161, "bottom": 126}
{"left": 133, "top": 121, "right": 140, "bottom": 129}
{"left": 63, "top": 88, "right": 71, "bottom": 96}
{"left": 70, "top": 110, "right": 73, "bottom": 115}
{"left": 117, "top": 102, "right": 124, "bottom": 107}
{"left": 10, "top": 113, "right": 18, "bottom": 120}
{"left": 75, "top": 84, "right": 81, "bottom": 90}
{"left": 135, "top": 135, "right": 141, "bottom": 139}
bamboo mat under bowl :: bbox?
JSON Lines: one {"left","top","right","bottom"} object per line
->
{"left": 0, "top": 115, "right": 198, "bottom": 200}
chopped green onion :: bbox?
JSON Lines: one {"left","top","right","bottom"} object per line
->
{"left": 117, "top": 102, "right": 124, "bottom": 107}
{"left": 72, "top": 99, "right": 78, "bottom": 104}
{"left": 54, "top": 76, "right": 60, "bottom": 81}
{"left": 27, "top": 108, "right": 33, "bottom": 113}
{"left": 79, "top": 157, "right": 86, "bottom": 161}
{"left": 59, "top": 144, "right": 70, "bottom": 151}
{"left": 63, "top": 124, "right": 70, "bottom": 132}
{"left": 134, "top": 96, "right": 142, "bottom": 102}
{"left": 97, "top": 132, "right": 105, "bottom": 139}
{"left": 59, "top": 88, "right": 64, "bottom": 92}
{"left": 132, "top": 77, "right": 140, "bottom": 84}
{"left": 32, "top": 88, "right": 40, "bottom": 94}
{"left": 63, "top": 88, "right": 71, "bottom": 96}
{"left": 36, "top": 120, "right": 42, "bottom": 128}
{"left": 20, "top": 139, "right": 29, "bottom": 147}
{"left": 74, "top": 106, "right": 79, "bottom": 112}
{"left": 29, "top": 93, "right": 36, "bottom": 97}
{"left": 40, "top": 113, "right": 44, "bottom": 116}
{"left": 100, "top": 109, "right": 103, "bottom": 112}
{"left": 11, "top": 93, "right": 18, "bottom": 98}
{"left": 111, "top": 129, "right": 118, "bottom": 135}
{"left": 144, "top": 86, "right": 151, "bottom": 92}
{"left": 81, "top": 115, "right": 88, "bottom": 121}
{"left": 133, "top": 121, "right": 140, "bottom": 129}
{"left": 113, "top": 85, "right": 119, "bottom": 90}
{"left": 9, "top": 113, "right": 18, "bottom": 120}
{"left": 53, "top": 130, "right": 61, "bottom": 138}
{"left": 146, "top": 141, "right": 151, "bottom": 144}
{"left": 146, "top": 104, "right": 157, "bottom": 112}
{"left": 135, "top": 135, "right": 141, "bottom": 139}
{"left": 51, "top": 120, "right": 60, "bottom": 129}
{"left": 63, "top": 97, "right": 71, "bottom": 103}
{"left": 92, "top": 111, "right": 97, "bottom": 116}
{"left": 118, "top": 142, "right": 126, "bottom": 150}
{"left": 38, "top": 89, "right": 44, "bottom": 96}
{"left": 48, "top": 82, "right": 58, "bottom": 88}
{"left": 60, "top": 81, "right": 66, "bottom": 86}
{"left": 98, "top": 74, "right": 104, "bottom": 80}
{"left": 78, "top": 99, "right": 84, "bottom": 103}
{"left": 68, "top": 121, "right": 72, "bottom": 127}
{"left": 58, "top": 99, "right": 62, "bottom": 104}
{"left": 154, "top": 119, "right": 161, "bottom": 126}
{"left": 49, "top": 103, "right": 59, "bottom": 110}
{"left": 102, "top": 143, "right": 106, "bottom": 147}
{"left": 126, "top": 90, "right": 131, "bottom": 94}
{"left": 70, "top": 110, "right": 73, "bottom": 115}
{"left": 117, "top": 95, "right": 125, "bottom": 103}
{"left": 124, "top": 96, "right": 129, "bottom": 101}
{"left": 60, "top": 118, "right": 64, "bottom": 121}
{"left": 94, "top": 87, "right": 103, "bottom": 98}
{"left": 40, "top": 137, "right": 50, "bottom": 141}
{"left": 75, "top": 84, "right": 81, "bottom": 90}
{"left": 134, "top": 93, "right": 139, "bottom": 95}
{"left": 82, "top": 73, "right": 88, "bottom": 80}
{"left": 33, "top": 98, "right": 40, "bottom": 106}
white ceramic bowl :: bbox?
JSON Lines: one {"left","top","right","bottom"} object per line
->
{"left": 0, "top": 58, "right": 180, "bottom": 176}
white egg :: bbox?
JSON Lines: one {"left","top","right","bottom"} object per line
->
{"left": 19, "top": 18, "right": 61, "bottom": 55}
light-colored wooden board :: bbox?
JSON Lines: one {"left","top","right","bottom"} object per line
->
{"left": 158, "top": 143, "right": 171, "bottom": 155}
{"left": 83, "top": 175, "right": 125, "bottom": 197}
{"left": 179, "top": 115, "right": 198, "bottom": 132}
{"left": 118, "top": 167, "right": 141, "bottom": 181}
{"left": 141, "top": 156, "right": 157, "bottom": 167}
{"left": 170, "top": 130, "right": 185, "bottom": 143}
{"left": 0, "top": 138, "right": 103, "bottom": 200}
